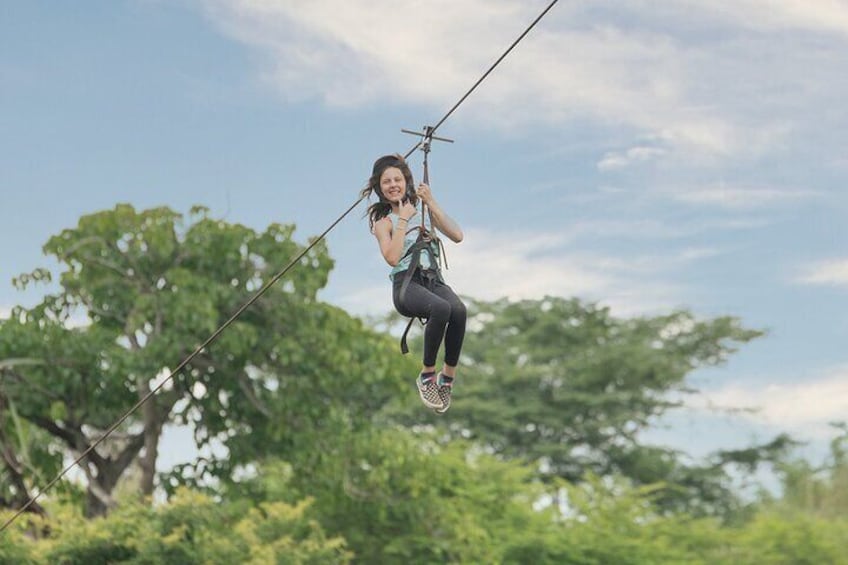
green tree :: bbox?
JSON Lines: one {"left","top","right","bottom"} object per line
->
{"left": 0, "top": 204, "right": 401, "bottom": 517}
{"left": 233, "top": 428, "right": 561, "bottom": 564}
{"left": 393, "top": 296, "right": 787, "bottom": 517}
{"left": 0, "top": 487, "right": 351, "bottom": 564}
{"left": 771, "top": 423, "right": 848, "bottom": 518}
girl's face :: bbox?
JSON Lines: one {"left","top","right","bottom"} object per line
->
{"left": 379, "top": 167, "right": 406, "bottom": 204}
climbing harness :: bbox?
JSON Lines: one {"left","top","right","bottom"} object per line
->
{"left": 396, "top": 127, "right": 452, "bottom": 354}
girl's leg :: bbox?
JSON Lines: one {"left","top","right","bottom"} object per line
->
{"left": 393, "top": 278, "right": 453, "bottom": 369}
{"left": 431, "top": 282, "right": 467, "bottom": 376}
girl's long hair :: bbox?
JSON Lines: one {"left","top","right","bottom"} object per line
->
{"left": 361, "top": 153, "right": 418, "bottom": 232}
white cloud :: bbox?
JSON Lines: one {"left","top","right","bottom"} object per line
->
{"left": 598, "top": 145, "right": 668, "bottom": 170}
{"left": 551, "top": 214, "right": 772, "bottom": 240}
{"left": 669, "top": 184, "right": 820, "bottom": 209}
{"left": 202, "top": 0, "right": 518, "bottom": 108}
{"left": 444, "top": 228, "right": 609, "bottom": 299}
{"left": 201, "top": 0, "right": 847, "bottom": 159}
{"left": 331, "top": 283, "right": 389, "bottom": 318}
{"left": 796, "top": 258, "right": 848, "bottom": 286}
{"left": 674, "top": 0, "right": 848, "bottom": 37}
{"left": 334, "top": 225, "right": 721, "bottom": 317}
{"left": 691, "top": 367, "right": 848, "bottom": 439}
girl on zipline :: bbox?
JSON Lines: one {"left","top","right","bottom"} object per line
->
{"left": 363, "top": 154, "right": 466, "bottom": 412}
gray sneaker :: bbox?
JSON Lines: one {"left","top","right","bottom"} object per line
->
{"left": 434, "top": 375, "right": 453, "bottom": 414}
{"left": 417, "top": 374, "right": 443, "bottom": 409}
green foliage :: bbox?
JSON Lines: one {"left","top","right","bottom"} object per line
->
{"left": 770, "top": 424, "right": 848, "bottom": 519}
{"left": 5, "top": 467, "right": 848, "bottom": 565}
{"left": 722, "top": 512, "right": 848, "bottom": 565}
{"left": 0, "top": 363, "right": 69, "bottom": 516}
{"left": 391, "top": 296, "right": 771, "bottom": 517}
{"left": 0, "top": 523, "right": 38, "bottom": 565}
{"left": 0, "top": 488, "right": 351, "bottom": 564}
{"left": 716, "top": 424, "right": 848, "bottom": 564}
{"left": 7, "top": 203, "right": 847, "bottom": 562}
{"left": 0, "top": 204, "right": 402, "bottom": 514}
{"left": 237, "top": 429, "right": 552, "bottom": 564}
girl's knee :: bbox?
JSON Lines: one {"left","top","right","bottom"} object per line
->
{"left": 431, "top": 300, "right": 451, "bottom": 322}
{"left": 452, "top": 300, "right": 467, "bottom": 323}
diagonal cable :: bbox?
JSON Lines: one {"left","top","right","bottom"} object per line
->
{"left": 428, "top": 0, "right": 559, "bottom": 139}
{"left": 0, "top": 0, "right": 559, "bottom": 533}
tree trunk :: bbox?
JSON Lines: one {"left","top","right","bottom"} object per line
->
{"left": 139, "top": 396, "right": 163, "bottom": 497}
{"left": 83, "top": 463, "right": 122, "bottom": 518}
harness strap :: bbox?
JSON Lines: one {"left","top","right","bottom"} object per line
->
{"left": 397, "top": 237, "right": 440, "bottom": 354}
{"left": 420, "top": 133, "right": 430, "bottom": 233}
{"left": 397, "top": 138, "right": 450, "bottom": 354}
{"left": 399, "top": 318, "right": 416, "bottom": 355}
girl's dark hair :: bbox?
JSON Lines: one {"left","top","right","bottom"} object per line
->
{"left": 360, "top": 153, "right": 417, "bottom": 232}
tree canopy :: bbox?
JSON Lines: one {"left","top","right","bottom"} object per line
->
{"left": 0, "top": 203, "right": 838, "bottom": 563}
{"left": 0, "top": 204, "right": 403, "bottom": 516}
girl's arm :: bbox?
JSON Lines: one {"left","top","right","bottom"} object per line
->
{"left": 374, "top": 216, "right": 409, "bottom": 266}
{"left": 416, "top": 183, "right": 463, "bottom": 243}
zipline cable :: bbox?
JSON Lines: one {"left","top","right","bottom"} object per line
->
{"left": 0, "top": 0, "right": 559, "bottom": 533}
{"left": 428, "top": 0, "right": 559, "bottom": 139}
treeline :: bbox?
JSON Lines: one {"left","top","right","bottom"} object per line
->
{"left": 3, "top": 434, "right": 848, "bottom": 564}
{"left": 1, "top": 205, "right": 846, "bottom": 563}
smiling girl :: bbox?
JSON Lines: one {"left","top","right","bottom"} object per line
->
{"left": 362, "top": 154, "right": 466, "bottom": 412}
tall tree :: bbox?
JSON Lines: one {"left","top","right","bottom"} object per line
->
{"left": 0, "top": 204, "right": 401, "bottom": 516}
{"left": 391, "top": 296, "right": 785, "bottom": 516}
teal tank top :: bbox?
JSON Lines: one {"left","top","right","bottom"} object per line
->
{"left": 388, "top": 211, "right": 441, "bottom": 281}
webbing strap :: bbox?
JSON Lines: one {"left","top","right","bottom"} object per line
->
{"left": 397, "top": 237, "right": 440, "bottom": 354}
{"left": 399, "top": 318, "right": 416, "bottom": 355}
{"left": 420, "top": 139, "right": 430, "bottom": 233}
{"left": 398, "top": 141, "right": 448, "bottom": 354}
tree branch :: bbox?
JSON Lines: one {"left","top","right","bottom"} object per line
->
{"left": 28, "top": 416, "right": 107, "bottom": 469}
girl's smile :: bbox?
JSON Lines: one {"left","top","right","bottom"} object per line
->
{"left": 380, "top": 167, "right": 406, "bottom": 203}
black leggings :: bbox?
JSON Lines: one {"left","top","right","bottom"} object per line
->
{"left": 393, "top": 270, "right": 467, "bottom": 368}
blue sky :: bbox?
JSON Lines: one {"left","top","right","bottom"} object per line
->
{"left": 3, "top": 0, "right": 848, "bottom": 472}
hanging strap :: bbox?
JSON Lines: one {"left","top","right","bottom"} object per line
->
{"left": 396, "top": 126, "right": 450, "bottom": 354}
{"left": 420, "top": 134, "right": 430, "bottom": 234}
{"left": 397, "top": 235, "right": 441, "bottom": 354}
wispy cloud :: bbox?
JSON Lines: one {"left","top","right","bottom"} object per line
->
{"left": 598, "top": 145, "right": 668, "bottom": 170}
{"left": 331, "top": 284, "right": 389, "bottom": 318}
{"left": 551, "top": 214, "right": 772, "bottom": 240}
{"left": 201, "top": 0, "right": 847, "bottom": 160}
{"left": 335, "top": 226, "right": 721, "bottom": 317}
{"left": 444, "top": 227, "right": 612, "bottom": 301}
{"left": 796, "top": 258, "right": 848, "bottom": 287}
{"left": 668, "top": 184, "right": 820, "bottom": 209}
{"left": 674, "top": 0, "right": 848, "bottom": 37}
{"left": 202, "top": 0, "right": 514, "bottom": 107}
{"left": 691, "top": 366, "right": 848, "bottom": 439}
